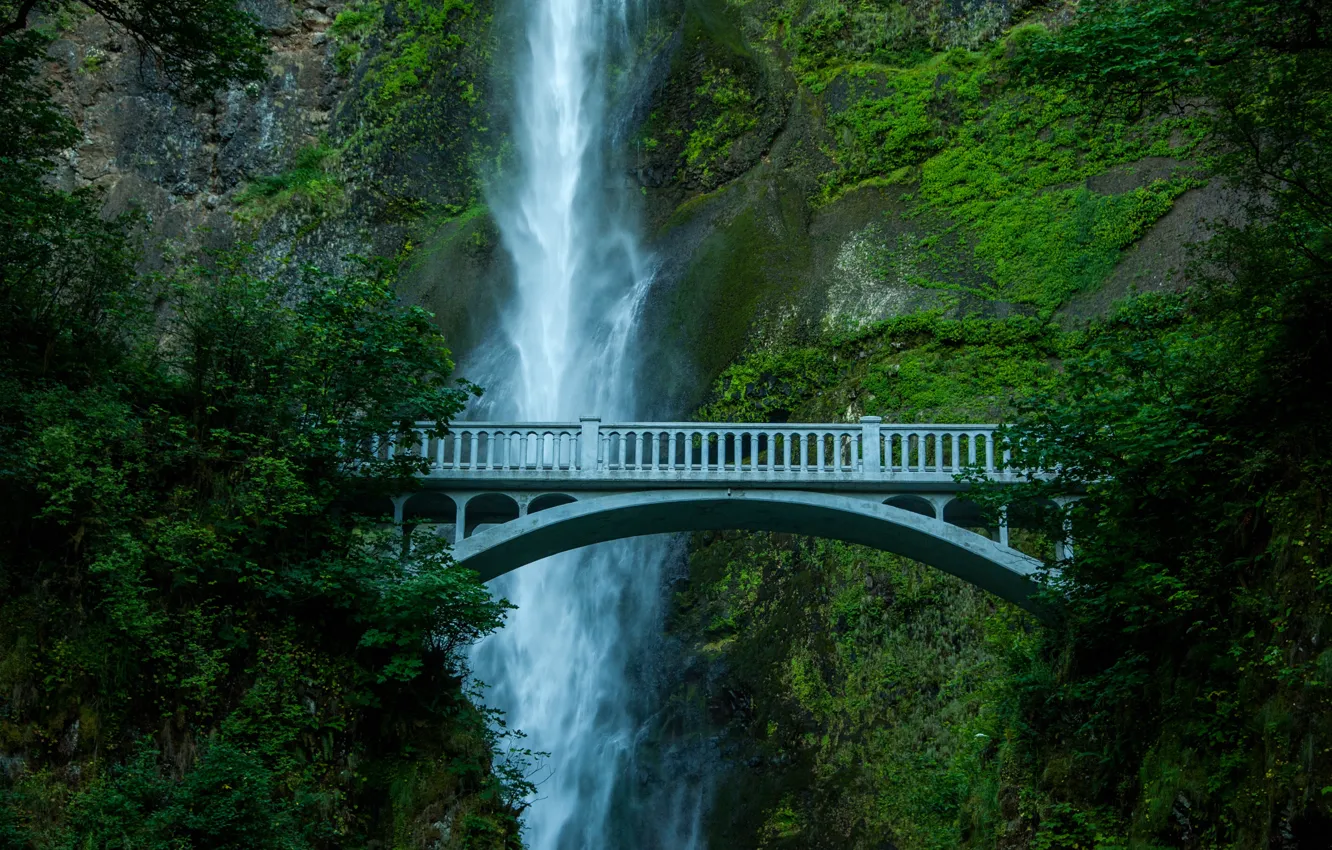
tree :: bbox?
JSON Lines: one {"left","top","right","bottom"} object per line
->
{"left": 1, "top": 1, "right": 527, "bottom": 845}
{"left": 1, "top": 0, "right": 267, "bottom": 101}
{"left": 977, "top": 1, "right": 1332, "bottom": 844}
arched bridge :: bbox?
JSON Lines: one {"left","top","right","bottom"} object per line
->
{"left": 379, "top": 418, "right": 1061, "bottom": 619}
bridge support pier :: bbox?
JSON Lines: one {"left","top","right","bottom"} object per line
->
{"left": 452, "top": 493, "right": 474, "bottom": 546}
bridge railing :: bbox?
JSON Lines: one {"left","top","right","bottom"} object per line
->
{"left": 363, "top": 417, "right": 1011, "bottom": 480}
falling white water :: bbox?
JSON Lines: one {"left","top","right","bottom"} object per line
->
{"left": 466, "top": 1, "right": 706, "bottom": 847}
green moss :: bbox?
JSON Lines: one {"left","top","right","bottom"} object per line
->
{"left": 357, "top": 0, "right": 482, "bottom": 111}
{"left": 700, "top": 312, "right": 1070, "bottom": 423}
{"left": 657, "top": 13, "right": 1202, "bottom": 337}
{"left": 328, "top": 1, "right": 382, "bottom": 76}
{"left": 635, "top": 0, "right": 776, "bottom": 192}
{"left": 783, "top": 0, "right": 936, "bottom": 71}
{"left": 78, "top": 50, "right": 107, "bottom": 74}
{"left": 675, "top": 205, "right": 778, "bottom": 377}
{"left": 681, "top": 307, "right": 1083, "bottom": 847}
{"left": 930, "top": 177, "right": 1197, "bottom": 311}
{"left": 402, "top": 202, "right": 492, "bottom": 266}
{"left": 814, "top": 50, "right": 988, "bottom": 186}
{"left": 685, "top": 533, "right": 1039, "bottom": 849}
{"left": 683, "top": 65, "right": 762, "bottom": 185}
{"left": 810, "top": 32, "right": 1203, "bottom": 315}
{"left": 683, "top": 310, "right": 1067, "bottom": 843}
{"left": 333, "top": 0, "right": 496, "bottom": 217}
{"left": 233, "top": 144, "right": 344, "bottom": 227}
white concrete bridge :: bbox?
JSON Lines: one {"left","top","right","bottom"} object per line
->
{"left": 375, "top": 417, "right": 1060, "bottom": 619}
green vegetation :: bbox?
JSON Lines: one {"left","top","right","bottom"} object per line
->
{"left": 700, "top": 313, "right": 1068, "bottom": 423}
{"left": 813, "top": 38, "right": 1200, "bottom": 312}
{"left": 777, "top": 0, "right": 1008, "bottom": 70}
{"left": 637, "top": 2, "right": 776, "bottom": 192}
{"left": 687, "top": 312, "right": 1062, "bottom": 847}
{"left": 682, "top": 0, "right": 1332, "bottom": 846}
{"left": 328, "top": 1, "right": 381, "bottom": 76}
{"left": 234, "top": 144, "right": 344, "bottom": 226}
{"left": 683, "top": 535, "right": 1031, "bottom": 849}
{"left": 683, "top": 65, "right": 762, "bottom": 186}
{"left": 6, "top": 0, "right": 1331, "bottom": 845}
{"left": 646, "top": 0, "right": 1202, "bottom": 356}
{"left": 1, "top": 6, "right": 525, "bottom": 848}
{"left": 798, "top": 31, "right": 1196, "bottom": 315}
{"left": 334, "top": 0, "right": 497, "bottom": 216}
{"left": 973, "top": 0, "right": 1332, "bottom": 843}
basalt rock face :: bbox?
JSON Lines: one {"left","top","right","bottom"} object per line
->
{"left": 46, "top": 1, "right": 350, "bottom": 262}
{"left": 46, "top": 0, "right": 1229, "bottom": 400}
{"left": 625, "top": 0, "right": 1235, "bottom": 413}
{"left": 43, "top": 0, "right": 508, "bottom": 353}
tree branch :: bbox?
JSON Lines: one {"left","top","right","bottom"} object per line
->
{"left": 0, "top": 0, "right": 39, "bottom": 38}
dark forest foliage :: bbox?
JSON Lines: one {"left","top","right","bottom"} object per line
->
{"left": 0, "top": 6, "right": 525, "bottom": 848}
{"left": 672, "top": 1, "right": 1332, "bottom": 846}
{"left": 979, "top": 0, "right": 1332, "bottom": 843}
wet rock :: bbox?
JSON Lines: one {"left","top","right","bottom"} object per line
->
{"left": 241, "top": 0, "right": 299, "bottom": 35}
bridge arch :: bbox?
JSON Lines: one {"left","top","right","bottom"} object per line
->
{"left": 463, "top": 493, "right": 520, "bottom": 538}
{"left": 404, "top": 492, "right": 457, "bottom": 524}
{"left": 451, "top": 489, "right": 1051, "bottom": 620}
{"left": 883, "top": 495, "right": 936, "bottom": 518}
{"left": 528, "top": 493, "right": 577, "bottom": 514}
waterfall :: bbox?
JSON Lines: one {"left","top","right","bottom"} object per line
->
{"left": 466, "top": 1, "right": 706, "bottom": 847}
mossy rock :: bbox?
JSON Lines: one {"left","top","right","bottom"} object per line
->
{"left": 634, "top": 0, "right": 790, "bottom": 194}
{"left": 396, "top": 205, "right": 513, "bottom": 363}
{"left": 639, "top": 166, "right": 956, "bottom": 414}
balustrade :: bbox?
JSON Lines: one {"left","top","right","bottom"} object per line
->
{"left": 358, "top": 417, "right": 1009, "bottom": 482}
